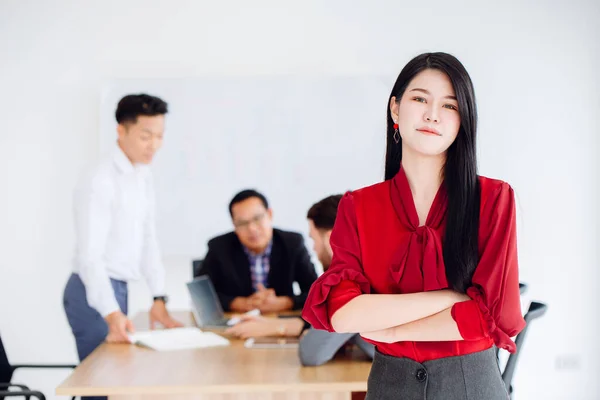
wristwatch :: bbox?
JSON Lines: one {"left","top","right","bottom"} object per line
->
{"left": 153, "top": 295, "right": 168, "bottom": 304}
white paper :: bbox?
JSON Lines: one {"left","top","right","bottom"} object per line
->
{"left": 128, "top": 327, "right": 230, "bottom": 351}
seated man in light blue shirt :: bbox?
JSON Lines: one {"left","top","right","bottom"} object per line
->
{"left": 226, "top": 195, "right": 375, "bottom": 366}
{"left": 63, "top": 94, "right": 182, "bottom": 400}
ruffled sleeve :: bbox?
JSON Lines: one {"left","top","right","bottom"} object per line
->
{"left": 451, "top": 182, "right": 526, "bottom": 353}
{"left": 301, "top": 192, "right": 371, "bottom": 332}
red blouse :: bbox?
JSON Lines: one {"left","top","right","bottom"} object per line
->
{"left": 302, "top": 167, "right": 526, "bottom": 363}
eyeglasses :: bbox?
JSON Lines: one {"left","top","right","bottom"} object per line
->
{"left": 233, "top": 212, "right": 267, "bottom": 230}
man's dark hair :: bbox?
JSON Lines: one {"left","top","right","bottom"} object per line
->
{"left": 307, "top": 194, "right": 343, "bottom": 230}
{"left": 115, "top": 94, "right": 168, "bottom": 125}
{"left": 229, "top": 189, "right": 269, "bottom": 217}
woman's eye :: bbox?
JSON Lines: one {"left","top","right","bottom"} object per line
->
{"left": 412, "top": 97, "right": 426, "bottom": 103}
{"left": 444, "top": 104, "right": 458, "bottom": 110}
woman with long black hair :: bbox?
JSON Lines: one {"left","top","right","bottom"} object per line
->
{"left": 302, "top": 52, "right": 525, "bottom": 399}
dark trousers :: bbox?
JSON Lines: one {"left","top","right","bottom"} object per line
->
{"left": 63, "top": 273, "right": 128, "bottom": 400}
{"left": 366, "top": 347, "right": 509, "bottom": 400}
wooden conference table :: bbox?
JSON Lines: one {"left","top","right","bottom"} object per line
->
{"left": 56, "top": 311, "right": 372, "bottom": 399}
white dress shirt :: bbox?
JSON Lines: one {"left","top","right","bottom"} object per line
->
{"left": 72, "top": 146, "right": 166, "bottom": 317}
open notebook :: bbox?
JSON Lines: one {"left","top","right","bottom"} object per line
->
{"left": 128, "top": 327, "right": 230, "bottom": 351}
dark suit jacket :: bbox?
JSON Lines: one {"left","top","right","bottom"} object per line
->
{"left": 201, "top": 229, "right": 318, "bottom": 311}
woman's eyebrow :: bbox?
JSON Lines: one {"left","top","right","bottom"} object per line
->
{"left": 410, "top": 88, "right": 457, "bottom": 100}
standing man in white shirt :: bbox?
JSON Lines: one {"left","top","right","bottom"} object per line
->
{"left": 63, "top": 95, "right": 182, "bottom": 397}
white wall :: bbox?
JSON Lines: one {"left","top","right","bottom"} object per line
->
{"left": 0, "top": 1, "right": 598, "bottom": 399}
{"left": 98, "top": 76, "right": 390, "bottom": 258}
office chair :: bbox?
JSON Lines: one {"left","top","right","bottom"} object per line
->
{"left": 0, "top": 333, "right": 76, "bottom": 400}
{"left": 192, "top": 259, "right": 204, "bottom": 278}
{"left": 0, "top": 386, "right": 46, "bottom": 400}
{"left": 502, "top": 301, "right": 548, "bottom": 399}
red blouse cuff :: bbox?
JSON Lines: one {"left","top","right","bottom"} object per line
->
{"left": 301, "top": 267, "right": 370, "bottom": 332}
{"left": 327, "top": 280, "right": 363, "bottom": 321}
{"left": 466, "top": 287, "right": 521, "bottom": 353}
{"left": 451, "top": 300, "right": 489, "bottom": 340}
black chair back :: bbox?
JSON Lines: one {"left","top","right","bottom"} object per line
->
{"left": 502, "top": 301, "right": 548, "bottom": 397}
{"left": 0, "top": 333, "right": 14, "bottom": 384}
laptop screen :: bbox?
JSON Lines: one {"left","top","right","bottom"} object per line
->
{"left": 186, "top": 277, "right": 225, "bottom": 325}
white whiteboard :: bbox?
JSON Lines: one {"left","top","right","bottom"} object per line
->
{"left": 99, "top": 77, "right": 390, "bottom": 257}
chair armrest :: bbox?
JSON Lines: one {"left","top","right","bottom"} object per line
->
{"left": 0, "top": 383, "right": 29, "bottom": 391}
{"left": 12, "top": 364, "right": 77, "bottom": 371}
{"left": 0, "top": 389, "right": 46, "bottom": 399}
{"left": 518, "top": 282, "right": 528, "bottom": 295}
{"left": 524, "top": 301, "right": 547, "bottom": 320}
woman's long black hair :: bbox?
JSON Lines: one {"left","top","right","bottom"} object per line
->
{"left": 385, "top": 52, "right": 480, "bottom": 293}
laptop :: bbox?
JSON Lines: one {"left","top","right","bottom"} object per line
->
{"left": 186, "top": 276, "right": 232, "bottom": 329}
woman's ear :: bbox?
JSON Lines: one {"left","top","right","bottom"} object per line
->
{"left": 389, "top": 96, "right": 400, "bottom": 123}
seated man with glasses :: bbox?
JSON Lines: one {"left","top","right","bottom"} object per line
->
{"left": 200, "top": 189, "right": 318, "bottom": 313}
{"left": 225, "top": 195, "right": 375, "bottom": 366}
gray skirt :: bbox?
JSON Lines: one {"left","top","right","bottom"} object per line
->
{"left": 365, "top": 347, "right": 509, "bottom": 400}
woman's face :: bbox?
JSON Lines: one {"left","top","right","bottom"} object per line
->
{"left": 390, "top": 69, "right": 461, "bottom": 157}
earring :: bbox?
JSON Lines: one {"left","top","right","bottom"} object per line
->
{"left": 393, "top": 123, "right": 400, "bottom": 144}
